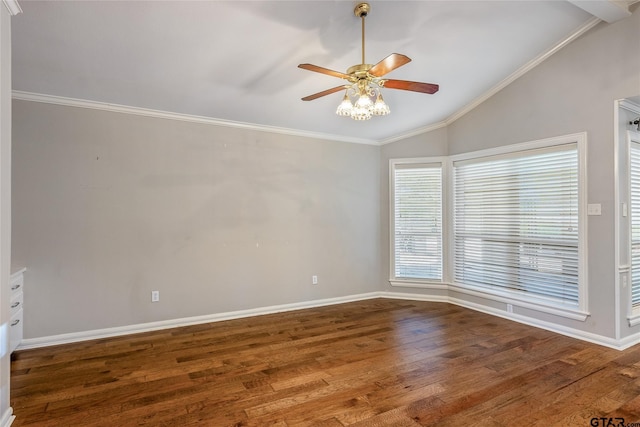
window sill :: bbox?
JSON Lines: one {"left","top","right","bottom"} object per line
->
{"left": 448, "top": 283, "right": 590, "bottom": 322}
{"left": 389, "top": 279, "right": 447, "bottom": 290}
{"left": 628, "top": 312, "right": 640, "bottom": 327}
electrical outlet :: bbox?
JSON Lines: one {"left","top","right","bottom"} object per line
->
{"left": 151, "top": 290, "right": 160, "bottom": 302}
{"left": 312, "top": 275, "right": 318, "bottom": 285}
{"left": 587, "top": 203, "right": 602, "bottom": 216}
{"left": 506, "top": 303, "right": 513, "bottom": 313}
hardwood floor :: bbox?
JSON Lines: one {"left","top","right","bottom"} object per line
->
{"left": 10, "top": 298, "right": 640, "bottom": 426}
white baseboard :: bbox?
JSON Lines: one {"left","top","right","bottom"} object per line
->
{"left": 378, "top": 291, "right": 632, "bottom": 350}
{"left": 446, "top": 296, "right": 625, "bottom": 350}
{"left": 18, "top": 292, "right": 382, "bottom": 350}
{"left": 0, "top": 408, "right": 14, "bottom": 427}
{"left": 617, "top": 330, "right": 640, "bottom": 350}
{"left": 18, "top": 290, "right": 638, "bottom": 351}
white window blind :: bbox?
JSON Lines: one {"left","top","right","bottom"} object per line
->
{"left": 453, "top": 145, "right": 580, "bottom": 307}
{"left": 630, "top": 141, "right": 640, "bottom": 309}
{"left": 392, "top": 163, "right": 442, "bottom": 281}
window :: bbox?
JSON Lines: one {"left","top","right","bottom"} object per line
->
{"left": 453, "top": 141, "right": 584, "bottom": 310}
{"left": 390, "top": 160, "right": 443, "bottom": 284}
{"left": 630, "top": 139, "right": 640, "bottom": 311}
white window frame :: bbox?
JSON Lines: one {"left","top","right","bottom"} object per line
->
{"left": 389, "top": 157, "right": 447, "bottom": 289}
{"left": 450, "top": 133, "right": 589, "bottom": 320}
{"left": 627, "top": 131, "right": 640, "bottom": 324}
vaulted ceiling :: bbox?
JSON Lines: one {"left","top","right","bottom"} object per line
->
{"left": 9, "top": 1, "right": 635, "bottom": 144}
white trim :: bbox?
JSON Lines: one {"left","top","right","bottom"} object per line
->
{"left": 389, "top": 157, "right": 445, "bottom": 284}
{"left": 578, "top": 133, "right": 589, "bottom": 313}
{"left": 0, "top": 408, "right": 14, "bottom": 427}
{"left": 11, "top": 91, "right": 379, "bottom": 146}
{"left": 2, "top": 0, "right": 21, "bottom": 16}
{"left": 620, "top": 263, "right": 631, "bottom": 328}
{"left": 376, "top": 16, "right": 602, "bottom": 143}
{"left": 628, "top": 312, "right": 640, "bottom": 327}
{"left": 620, "top": 99, "right": 640, "bottom": 115}
{"left": 447, "top": 283, "right": 589, "bottom": 321}
{"left": 389, "top": 280, "right": 447, "bottom": 290}
{"left": 17, "top": 291, "right": 634, "bottom": 352}
{"left": 450, "top": 132, "right": 589, "bottom": 316}
{"left": 381, "top": 291, "right": 622, "bottom": 349}
{"left": 382, "top": 291, "right": 449, "bottom": 303}
{"left": 387, "top": 279, "right": 590, "bottom": 321}
{"left": 568, "top": 0, "right": 631, "bottom": 23}
{"left": 445, "top": 17, "right": 601, "bottom": 126}
{"left": 450, "top": 132, "right": 587, "bottom": 163}
{"left": 615, "top": 100, "right": 622, "bottom": 340}
{"left": 627, "top": 132, "right": 640, "bottom": 323}
{"left": 18, "top": 292, "right": 381, "bottom": 350}
{"left": 389, "top": 156, "right": 448, "bottom": 167}
{"left": 379, "top": 121, "right": 447, "bottom": 146}
{"left": 10, "top": 16, "right": 602, "bottom": 148}
{"left": 10, "top": 268, "right": 25, "bottom": 279}
{"left": 443, "top": 159, "right": 454, "bottom": 284}
{"left": 445, "top": 295, "right": 622, "bottom": 350}
{"left": 618, "top": 330, "right": 640, "bottom": 350}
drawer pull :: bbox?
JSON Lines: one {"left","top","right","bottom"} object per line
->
{"left": 10, "top": 319, "right": 19, "bottom": 327}
{"left": 11, "top": 284, "right": 21, "bottom": 291}
{"left": 11, "top": 302, "right": 20, "bottom": 309}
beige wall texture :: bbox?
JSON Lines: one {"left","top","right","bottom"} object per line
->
{"left": 12, "top": 102, "right": 381, "bottom": 338}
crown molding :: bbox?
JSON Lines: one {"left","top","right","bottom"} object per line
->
{"left": 2, "top": 0, "right": 22, "bottom": 16}
{"left": 620, "top": 99, "right": 640, "bottom": 114}
{"left": 379, "top": 120, "right": 447, "bottom": 145}
{"left": 445, "top": 16, "right": 601, "bottom": 127}
{"left": 380, "top": 15, "right": 602, "bottom": 145}
{"left": 12, "top": 15, "right": 603, "bottom": 147}
{"left": 11, "top": 91, "right": 379, "bottom": 146}
{"left": 568, "top": 0, "right": 632, "bottom": 23}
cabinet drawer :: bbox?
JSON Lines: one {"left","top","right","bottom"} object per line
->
{"left": 9, "top": 309, "right": 23, "bottom": 353}
{"left": 10, "top": 291, "right": 23, "bottom": 317}
{"left": 10, "top": 273, "right": 23, "bottom": 294}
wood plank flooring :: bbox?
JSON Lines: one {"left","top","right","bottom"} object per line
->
{"left": 10, "top": 298, "right": 640, "bottom": 426}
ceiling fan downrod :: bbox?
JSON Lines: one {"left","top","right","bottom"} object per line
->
{"left": 354, "top": 3, "right": 370, "bottom": 65}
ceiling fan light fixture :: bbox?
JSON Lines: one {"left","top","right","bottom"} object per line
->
{"left": 372, "top": 92, "right": 390, "bottom": 116}
{"left": 336, "top": 92, "right": 354, "bottom": 116}
{"left": 351, "top": 93, "right": 373, "bottom": 121}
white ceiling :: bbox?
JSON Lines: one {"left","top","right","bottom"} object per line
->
{"left": 9, "top": 1, "right": 630, "bottom": 144}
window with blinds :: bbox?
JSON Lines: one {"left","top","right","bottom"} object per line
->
{"left": 391, "top": 162, "right": 443, "bottom": 282}
{"left": 453, "top": 144, "right": 581, "bottom": 308}
{"left": 630, "top": 141, "right": 640, "bottom": 310}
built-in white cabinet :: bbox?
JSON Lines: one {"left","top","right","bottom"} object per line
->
{"left": 9, "top": 268, "right": 25, "bottom": 353}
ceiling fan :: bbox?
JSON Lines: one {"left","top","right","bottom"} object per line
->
{"left": 298, "top": 2, "right": 439, "bottom": 121}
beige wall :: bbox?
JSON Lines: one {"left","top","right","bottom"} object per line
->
{"left": 383, "top": 5, "right": 640, "bottom": 340}
{"left": 12, "top": 101, "right": 381, "bottom": 338}
{"left": 10, "top": 5, "right": 640, "bottom": 346}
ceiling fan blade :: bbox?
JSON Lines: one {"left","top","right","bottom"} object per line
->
{"left": 384, "top": 79, "right": 439, "bottom": 94}
{"left": 301, "top": 86, "right": 346, "bottom": 101}
{"left": 298, "top": 64, "right": 351, "bottom": 80}
{"left": 368, "top": 53, "right": 411, "bottom": 77}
